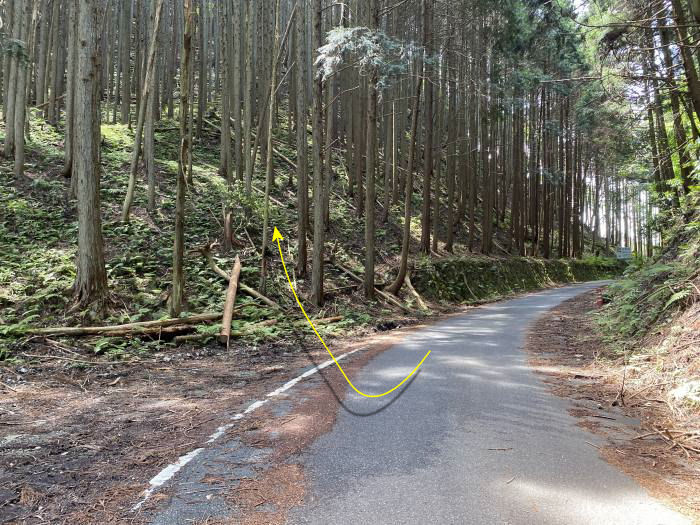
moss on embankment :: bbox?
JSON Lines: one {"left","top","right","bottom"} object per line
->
{"left": 412, "top": 256, "right": 626, "bottom": 303}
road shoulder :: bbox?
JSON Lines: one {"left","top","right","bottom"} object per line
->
{"left": 524, "top": 289, "right": 700, "bottom": 522}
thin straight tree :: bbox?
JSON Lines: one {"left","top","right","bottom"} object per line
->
{"left": 295, "top": 0, "right": 308, "bottom": 277}
{"left": 73, "top": 0, "right": 108, "bottom": 306}
{"left": 121, "top": 0, "right": 165, "bottom": 222}
{"left": 386, "top": 45, "right": 424, "bottom": 296}
{"left": 363, "top": 0, "right": 380, "bottom": 299}
{"left": 260, "top": 0, "right": 281, "bottom": 293}
{"left": 310, "top": 0, "right": 324, "bottom": 306}
{"left": 171, "top": 0, "right": 193, "bottom": 317}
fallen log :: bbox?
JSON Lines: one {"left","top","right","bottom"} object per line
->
{"left": 405, "top": 274, "right": 429, "bottom": 311}
{"left": 293, "top": 316, "right": 343, "bottom": 327}
{"left": 27, "top": 313, "right": 222, "bottom": 337}
{"left": 220, "top": 256, "right": 242, "bottom": 347}
{"left": 174, "top": 319, "right": 279, "bottom": 344}
{"left": 334, "top": 264, "right": 410, "bottom": 312}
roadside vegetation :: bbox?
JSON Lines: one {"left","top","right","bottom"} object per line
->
{"left": 596, "top": 197, "right": 700, "bottom": 429}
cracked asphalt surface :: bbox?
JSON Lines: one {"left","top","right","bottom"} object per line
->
{"left": 287, "top": 282, "right": 689, "bottom": 525}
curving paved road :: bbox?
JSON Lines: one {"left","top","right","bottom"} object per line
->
{"left": 287, "top": 282, "right": 689, "bottom": 525}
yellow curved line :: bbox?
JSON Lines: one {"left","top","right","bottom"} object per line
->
{"left": 276, "top": 239, "right": 431, "bottom": 398}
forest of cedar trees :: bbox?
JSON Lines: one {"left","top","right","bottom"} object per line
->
{"left": 0, "top": 0, "right": 698, "bottom": 340}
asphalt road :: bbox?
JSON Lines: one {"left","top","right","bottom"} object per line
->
{"left": 287, "top": 282, "right": 689, "bottom": 525}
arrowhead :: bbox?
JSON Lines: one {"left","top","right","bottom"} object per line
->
{"left": 272, "top": 227, "right": 284, "bottom": 242}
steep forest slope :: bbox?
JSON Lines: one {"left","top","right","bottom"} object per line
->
{"left": 0, "top": 0, "right": 639, "bottom": 362}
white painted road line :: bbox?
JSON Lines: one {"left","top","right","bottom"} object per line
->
{"left": 132, "top": 347, "right": 363, "bottom": 511}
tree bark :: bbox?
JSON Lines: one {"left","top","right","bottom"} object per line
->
{"left": 171, "top": 0, "right": 193, "bottom": 317}
{"left": 420, "top": 0, "right": 433, "bottom": 254}
{"left": 363, "top": 0, "right": 379, "bottom": 299}
{"left": 386, "top": 59, "right": 423, "bottom": 296}
{"left": 310, "top": 0, "right": 324, "bottom": 306}
{"left": 119, "top": 0, "right": 132, "bottom": 124}
{"left": 259, "top": 0, "right": 280, "bottom": 293}
{"left": 121, "top": 0, "right": 165, "bottom": 222}
{"left": 73, "top": 0, "right": 108, "bottom": 306}
{"left": 295, "top": 0, "right": 308, "bottom": 277}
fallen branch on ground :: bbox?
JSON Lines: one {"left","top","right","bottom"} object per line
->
{"left": 293, "top": 316, "right": 343, "bottom": 327}
{"left": 405, "top": 274, "right": 429, "bottom": 311}
{"left": 25, "top": 313, "right": 222, "bottom": 337}
{"left": 174, "top": 319, "right": 280, "bottom": 344}
{"left": 192, "top": 243, "right": 280, "bottom": 309}
{"left": 334, "top": 264, "right": 410, "bottom": 312}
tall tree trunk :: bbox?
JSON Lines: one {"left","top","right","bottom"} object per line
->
{"left": 12, "top": 0, "right": 32, "bottom": 178}
{"left": 295, "top": 0, "right": 308, "bottom": 277}
{"left": 243, "top": 0, "right": 255, "bottom": 195}
{"left": 233, "top": 0, "right": 243, "bottom": 182}
{"left": 121, "top": 0, "right": 165, "bottom": 222}
{"left": 386, "top": 44, "right": 424, "bottom": 296}
{"left": 219, "top": 0, "right": 232, "bottom": 183}
{"left": 145, "top": 0, "right": 163, "bottom": 212}
{"left": 196, "top": 0, "right": 207, "bottom": 138}
{"left": 73, "top": 0, "right": 108, "bottom": 306}
{"left": 4, "top": 0, "right": 20, "bottom": 157}
{"left": 119, "top": 0, "right": 132, "bottom": 124}
{"left": 420, "top": 0, "right": 433, "bottom": 254}
{"left": 259, "top": 0, "right": 280, "bottom": 294}
{"left": 363, "top": 0, "right": 379, "bottom": 299}
{"left": 444, "top": 33, "right": 457, "bottom": 253}
{"left": 310, "top": 0, "right": 324, "bottom": 306}
{"left": 171, "top": 0, "right": 193, "bottom": 317}
{"left": 35, "top": 0, "right": 51, "bottom": 109}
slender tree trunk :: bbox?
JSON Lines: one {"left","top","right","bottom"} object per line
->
{"left": 363, "top": 0, "right": 379, "bottom": 299}
{"left": 145, "top": 0, "right": 163, "bottom": 212}
{"left": 171, "top": 0, "right": 193, "bottom": 317}
{"left": 310, "top": 0, "right": 324, "bottom": 306}
{"left": 295, "top": 0, "right": 308, "bottom": 277}
{"left": 4, "top": 0, "right": 20, "bottom": 157}
{"left": 73, "top": 0, "right": 108, "bottom": 306}
{"left": 12, "top": 0, "right": 31, "bottom": 178}
{"left": 243, "top": 0, "right": 255, "bottom": 195}
{"left": 119, "top": 0, "right": 132, "bottom": 124}
{"left": 260, "top": 0, "right": 280, "bottom": 294}
{"left": 444, "top": 34, "right": 457, "bottom": 253}
{"left": 35, "top": 0, "right": 51, "bottom": 109}
{"left": 219, "top": 0, "right": 232, "bottom": 183}
{"left": 386, "top": 49, "right": 423, "bottom": 296}
{"left": 420, "top": 0, "right": 433, "bottom": 254}
{"left": 233, "top": 0, "right": 243, "bottom": 182}
{"left": 196, "top": 0, "right": 207, "bottom": 138}
{"left": 121, "top": 0, "right": 165, "bottom": 222}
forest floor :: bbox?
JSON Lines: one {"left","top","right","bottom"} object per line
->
{"left": 525, "top": 290, "right": 700, "bottom": 522}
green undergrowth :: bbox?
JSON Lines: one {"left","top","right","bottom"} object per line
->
{"left": 412, "top": 255, "right": 626, "bottom": 303}
{"left": 0, "top": 112, "right": 627, "bottom": 363}
{"left": 0, "top": 113, "right": 404, "bottom": 361}
{"left": 596, "top": 207, "right": 700, "bottom": 356}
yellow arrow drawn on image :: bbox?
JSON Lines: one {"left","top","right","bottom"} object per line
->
{"left": 273, "top": 227, "right": 431, "bottom": 399}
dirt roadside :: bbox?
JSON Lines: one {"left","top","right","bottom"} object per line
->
{"left": 0, "top": 307, "right": 443, "bottom": 524}
{"left": 525, "top": 290, "right": 700, "bottom": 523}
